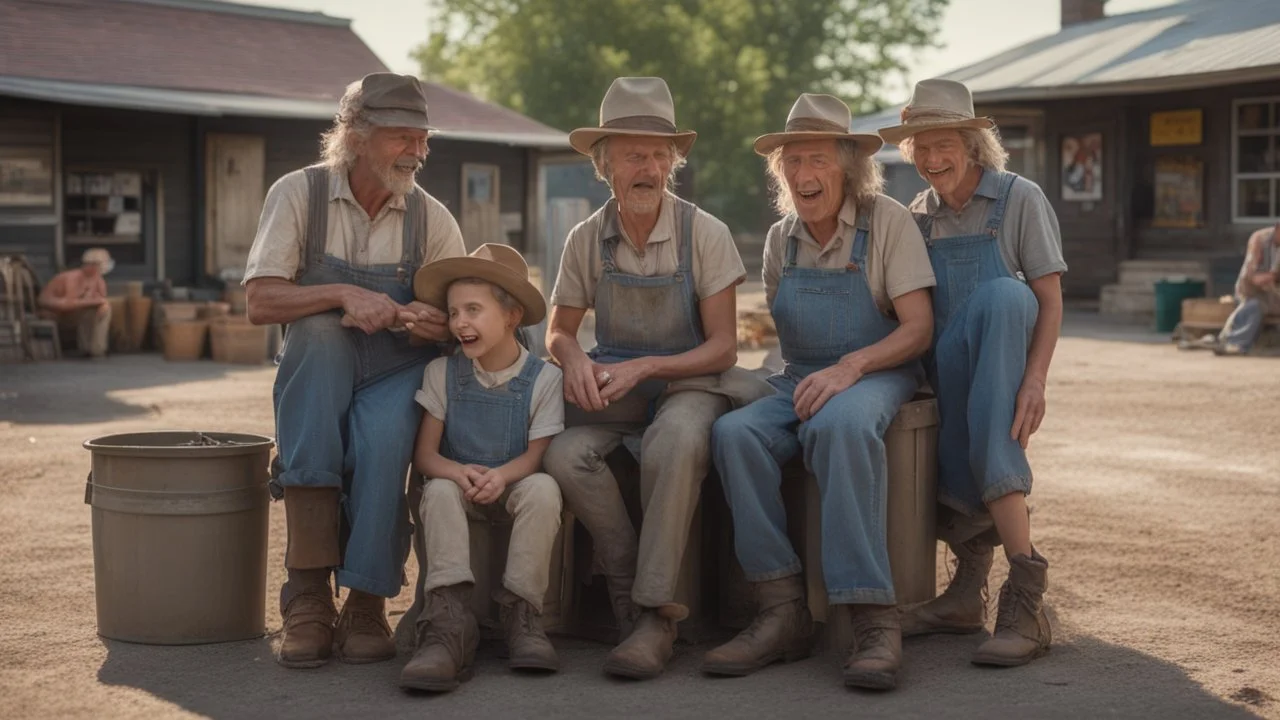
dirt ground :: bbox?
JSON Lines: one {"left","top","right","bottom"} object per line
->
{"left": 1, "top": 311, "right": 1277, "bottom": 719}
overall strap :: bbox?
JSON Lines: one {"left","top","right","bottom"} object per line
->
{"left": 300, "top": 165, "right": 330, "bottom": 275}
{"left": 598, "top": 199, "right": 622, "bottom": 272}
{"left": 400, "top": 187, "right": 427, "bottom": 267}
{"left": 509, "top": 353, "right": 544, "bottom": 390}
{"left": 447, "top": 352, "right": 474, "bottom": 390}
{"left": 983, "top": 172, "right": 1020, "bottom": 237}
{"left": 674, "top": 196, "right": 696, "bottom": 273}
{"left": 849, "top": 197, "right": 875, "bottom": 265}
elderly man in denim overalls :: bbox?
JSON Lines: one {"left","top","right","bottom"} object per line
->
{"left": 880, "top": 78, "right": 1067, "bottom": 667}
{"left": 543, "top": 77, "right": 756, "bottom": 680}
{"left": 1215, "top": 223, "right": 1280, "bottom": 355}
{"left": 244, "top": 73, "right": 465, "bottom": 669}
{"left": 704, "top": 94, "right": 935, "bottom": 691}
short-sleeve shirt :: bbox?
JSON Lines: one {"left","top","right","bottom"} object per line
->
{"left": 761, "top": 194, "right": 936, "bottom": 316}
{"left": 908, "top": 170, "right": 1067, "bottom": 281}
{"left": 415, "top": 348, "right": 565, "bottom": 441}
{"left": 549, "top": 192, "right": 746, "bottom": 308}
{"left": 244, "top": 168, "right": 465, "bottom": 283}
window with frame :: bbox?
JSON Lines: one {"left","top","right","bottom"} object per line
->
{"left": 1233, "top": 98, "right": 1280, "bottom": 221}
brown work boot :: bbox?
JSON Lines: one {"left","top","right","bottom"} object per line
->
{"left": 607, "top": 575, "right": 641, "bottom": 642}
{"left": 275, "top": 571, "right": 337, "bottom": 669}
{"left": 971, "top": 551, "right": 1051, "bottom": 667}
{"left": 399, "top": 584, "right": 479, "bottom": 692}
{"left": 843, "top": 604, "right": 903, "bottom": 691}
{"left": 603, "top": 609, "right": 677, "bottom": 680}
{"left": 499, "top": 595, "right": 559, "bottom": 672}
{"left": 901, "top": 537, "right": 994, "bottom": 637}
{"left": 702, "top": 575, "right": 813, "bottom": 676}
{"left": 335, "top": 590, "right": 396, "bottom": 664}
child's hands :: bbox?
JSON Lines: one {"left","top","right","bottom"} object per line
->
{"left": 467, "top": 467, "right": 509, "bottom": 505}
{"left": 451, "top": 464, "right": 486, "bottom": 495}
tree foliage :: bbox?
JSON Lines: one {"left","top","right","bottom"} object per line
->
{"left": 417, "top": 0, "right": 948, "bottom": 230}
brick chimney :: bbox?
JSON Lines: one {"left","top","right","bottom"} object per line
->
{"left": 1062, "top": 0, "right": 1106, "bottom": 27}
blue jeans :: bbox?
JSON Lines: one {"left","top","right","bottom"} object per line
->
{"left": 931, "top": 277, "right": 1037, "bottom": 515}
{"left": 712, "top": 368, "right": 918, "bottom": 606}
{"left": 273, "top": 313, "right": 426, "bottom": 597}
{"left": 1220, "top": 296, "right": 1269, "bottom": 352}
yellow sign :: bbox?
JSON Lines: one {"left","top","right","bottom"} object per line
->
{"left": 1150, "top": 109, "right": 1203, "bottom": 147}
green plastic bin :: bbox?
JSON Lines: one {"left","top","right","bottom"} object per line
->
{"left": 1153, "top": 278, "right": 1206, "bottom": 333}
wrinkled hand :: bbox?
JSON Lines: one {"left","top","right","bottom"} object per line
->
{"left": 793, "top": 363, "right": 862, "bottom": 421}
{"left": 450, "top": 463, "right": 487, "bottom": 496}
{"left": 339, "top": 287, "right": 400, "bottom": 335}
{"left": 398, "top": 301, "right": 450, "bottom": 342}
{"left": 597, "top": 359, "right": 651, "bottom": 404}
{"left": 468, "top": 467, "right": 509, "bottom": 505}
{"left": 1010, "top": 376, "right": 1046, "bottom": 449}
{"left": 563, "top": 357, "right": 609, "bottom": 412}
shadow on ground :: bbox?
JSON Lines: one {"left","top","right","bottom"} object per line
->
{"left": 95, "top": 631, "right": 1261, "bottom": 719}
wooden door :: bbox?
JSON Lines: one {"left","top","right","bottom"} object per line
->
{"left": 205, "top": 134, "right": 265, "bottom": 278}
{"left": 461, "top": 163, "right": 500, "bottom": 251}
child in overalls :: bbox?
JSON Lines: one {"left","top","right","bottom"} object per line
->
{"left": 398, "top": 244, "right": 565, "bottom": 692}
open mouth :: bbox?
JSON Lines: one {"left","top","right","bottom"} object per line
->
{"left": 797, "top": 188, "right": 822, "bottom": 202}
{"left": 457, "top": 333, "right": 479, "bottom": 346}
{"left": 926, "top": 167, "right": 952, "bottom": 178}
{"left": 631, "top": 180, "right": 657, "bottom": 191}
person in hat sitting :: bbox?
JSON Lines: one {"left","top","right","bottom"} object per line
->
{"left": 704, "top": 94, "right": 935, "bottom": 691}
{"left": 243, "top": 73, "right": 466, "bottom": 669}
{"left": 399, "top": 243, "right": 565, "bottom": 692}
{"left": 1214, "top": 223, "right": 1280, "bottom": 355}
{"left": 879, "top": 78, "right": 1065, "bottom": 667}
{"left": 542, "top": 77, "right": 766, "bottom": 681}
{"left": 38, "top": 248, "right": 113, "bottom": 358}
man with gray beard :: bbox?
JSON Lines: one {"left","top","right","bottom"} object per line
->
{"left": 244, "top": 73, "right": 465, "bottom": 669}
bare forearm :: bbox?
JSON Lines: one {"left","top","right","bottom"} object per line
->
{"left": 414, "top": 447, "right": 467, "bottom": 480}
{"left": 639, "top": 334, "right": 737, "bottom": 380}
{"left": 245, "top": 279, "right": 351, "bottom": 325}
{"left": 839, "top": 319, "right": 931, "bottom": 376}
{"left": 496, "top": 447, "right": 548, "bottom": 482}
{"left": 1025, "top": 292, "right": 1062, "bottom": 383}
{"left": 547, "top": 329, "right": 590, "bottom": 368}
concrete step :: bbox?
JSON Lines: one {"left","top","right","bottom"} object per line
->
{"left": 1100, "top": 283, "right": 1154, "bottom": 316}
{"left": 1117, "top": 259, "right": 1209, "bottom": 288}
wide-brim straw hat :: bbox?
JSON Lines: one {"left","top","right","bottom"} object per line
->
{"left": 753, "top": 93, "right": 883, "bottom": 156}
{"left": 414, "top": 243, "right": 546, "bottom": 326}
{"left": 81, "top": 247, "right": 114, "bottom": 275}
{"left": 569, "top": 77, "right": 697, "bottom": 156}
{"left": 878, "top": 78, "right": 995, "bottom": 145}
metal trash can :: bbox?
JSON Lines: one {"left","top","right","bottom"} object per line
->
{"left": 84, "top": 431, "right": 273, "bottom": 644}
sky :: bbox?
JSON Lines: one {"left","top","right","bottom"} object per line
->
{"left": 237, "top": 0, "right": 1180, "bottom": 102}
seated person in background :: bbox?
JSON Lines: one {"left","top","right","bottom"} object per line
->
{"left": 38, "top": 248, "right": 113, "bottom": 357}
{"left": 1216, "top": 223, "right": 1280, "bottom": 356}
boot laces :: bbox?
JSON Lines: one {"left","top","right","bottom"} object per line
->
{"left": 994, "top": 581, "right": 1037, "bottom": 638}
{"left": 343, "top": 603, "right": 387, "bottom": 637}
{"left": 417, "top": 590, "right": 462, "bottom": 647}
{"left": 939, "top": 541, "right": 991, "bottom": 609}
{"left": 284, "top": 589, "right": 334, "bottom": 627}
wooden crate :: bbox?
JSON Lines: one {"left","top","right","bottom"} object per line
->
{"left": 1180, "top": 297, "right": 1235, "bottom": 327}
{"left": 210, "top": 317, "right": 268, "bottom": 364}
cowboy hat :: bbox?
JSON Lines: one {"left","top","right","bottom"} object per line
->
{"left": 753, "top": 93, "right": 883, "bottom": 156}
{"left": 414, "top": 243, "right": 546, "bottom": 326}
{"left": 878, "top": 78, "right": 995, "bottom": 145}
{"left": 568, "top": 77, "right": 697, "bottom": 156}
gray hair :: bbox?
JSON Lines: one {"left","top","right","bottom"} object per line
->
{"left": 589, "top": 137, "right": 688, "bottom": 192}
{"left": 898, "top": 126, "right": 1009, "bottom": 173}
{"left": 765, "top": 139, "right": 885, "bottom": 217}
{"left": 319, "top": 81, "right": 375, "bottom": 173}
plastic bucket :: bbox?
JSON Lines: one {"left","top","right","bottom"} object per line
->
{"left": 1154, "top": 278, "right": 1206, "bottom": 333}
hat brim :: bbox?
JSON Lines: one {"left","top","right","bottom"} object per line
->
{"left": 878, "top": 117, "right": 995, "bottom": 145}
{"left": 364, "top": 107, "right": 436, "bottom": 132}
{"left": 569, "top": 128, "right": 697, "bottom": 156}
{"left": 753, "top": 131, "right": 884, "bottom": 157}
{"left": 413, "top": 257, "right": 546, "bottom": 326}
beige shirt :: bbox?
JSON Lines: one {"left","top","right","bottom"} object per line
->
{"left": 244, "top": 168, "right": 465, "bottom": 282}
{"left": 762, "top": 194, "right": 936, "bottom": 316}
{"left": 909, "top": 170, "right": 1067, "bottom": 282}
{"left": 416, "top": 348, "right": 565, "bottom": 442}
{"left": 550, "top": 192, "right": 746, "bottom": 308}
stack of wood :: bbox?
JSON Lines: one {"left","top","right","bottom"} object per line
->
{"left": 737, "top": 308, "right": 777, "bottom": 349}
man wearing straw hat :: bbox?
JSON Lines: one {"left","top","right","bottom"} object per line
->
{"left": 879, "top": 78, "right": 1065, "bottom": 667}
{"left": 38, "top": 247, "right": 114, "bottom": 358}
{"left": 543, "top": 77, "right": 757, "bottom": 680}
{"left": 704, "top": 94, "right": 935, "bottom": 691}
{"left": 244, "top": 73, "right": 465, "bottom": 669}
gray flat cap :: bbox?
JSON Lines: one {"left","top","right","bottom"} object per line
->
{"left": 359, "top": 73, "right": 433, "bottom": 131}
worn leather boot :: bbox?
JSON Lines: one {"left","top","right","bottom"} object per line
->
{"left": 971, "top": 551, "right": 1051, "bottom": 667}
{"left": 499, "top": 595, "right": 559, "bottom": 672}
{"left": 275, "top": 569, "right": 337, "bottom": 669}
{"left": 603, "top": 609, "right": 678, "bottom": 680}
{"left": 702, "top": 575, "right": 813, "bottom": 676}
{"left": 843, "top": 604, "right": 903, "bottom": 691}
{"left": 607, "top": 575, "right": 641, "bottom": 642}
{"left": 902, "top": 536, "right": 994, "bottom": 637}
{"left": 399, "top": 584, "right": 480, "bottom": 692}
{"left": 335, "top": 590, "right": 396, "bottom": 664}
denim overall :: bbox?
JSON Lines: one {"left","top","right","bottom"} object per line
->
{"left": 712, "top": 203, "right": 920, "bottom": 605}
{"left": 272, "top": 165, "right": 435, "bottom": 597}
{"left": 441, "top": 351, "right": 543, "bottom": 466}
{"left": 1221, "top": 233, "right": 1279, "bottom": 352}
{"left": 915, "top": 171, "right": 1038, "bottom": 516}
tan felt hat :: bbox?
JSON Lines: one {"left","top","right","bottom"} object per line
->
{"left": 414, "top": 243, "right": 546, "bottom": 326}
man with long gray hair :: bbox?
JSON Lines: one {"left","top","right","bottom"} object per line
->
{"left": 543, "top": 77, "right": 762, "bottom": 680}
{"left": 244, "top": 73, "right": 464, "bottom": 669}
{"left": 704, "top": 94, "right": 934, "bottom": 691}
{"left": 880, "top": 78, "right": 1066, "bottom": 668}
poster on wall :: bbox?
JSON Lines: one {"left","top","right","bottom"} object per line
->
{"left": 1061, "top": 133, "right": 1103, "bottom": 201}
{"left": 0, "top": 147, "right": 53, "bottom": 206}
{"left": 1152, "top": 157, "right": 1204, "bottom": 229}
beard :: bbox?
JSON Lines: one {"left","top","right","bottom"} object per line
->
{"left": 376, "top": 160, "right": 420, "bottom": 196}
{"left": 621, "top": 187, "right": 662, "bottom": 215}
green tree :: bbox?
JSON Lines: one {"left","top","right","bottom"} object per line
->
{"left": 417, "top": 0, "right": 947, "bottom": 230}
